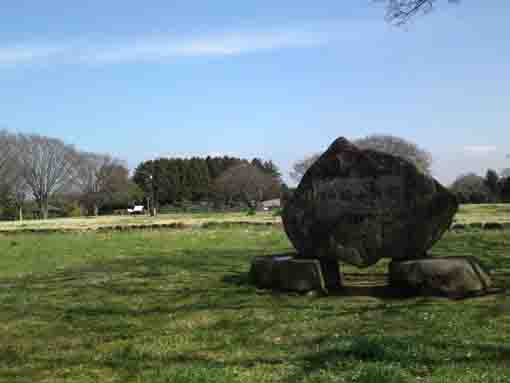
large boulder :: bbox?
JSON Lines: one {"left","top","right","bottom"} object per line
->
{"left": 282, "top": 137, "right": 458, "bottom": 267}
{"left": 389, "top": 257, "right": 492, "bottom": 298}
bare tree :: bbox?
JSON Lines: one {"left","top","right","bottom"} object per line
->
{"left": 75, "top": 152, "right": 129, "bottom": 216}
{"left": 9, "top": 170, "right": 29, "bottom": 221}
{"left": 0, "top": 132, "right": 26, "bottom": 219}
{"left": 500, "top": 168, "right": 510, "bottom": 179}
{"left": 17, "top": 134, "right": 80, "bottom": 219}
{"left": 382, "top": 0, "right": 459, "bottom": 25}
{"left": 290, "top": 154, "right": 320, "bottom": 184}
{"left": 355, "top": 134, "right": 432, "bottom": 174}
{"left": 0, "top": 130, "right": 18, "bottom": 180}
{"left": 213, "top": 163, "right": 281, "bottom": 207}
{"left": 450, "top": 173, "right": 490, "bottom": 203}
{"left": 290, "top": 134, "right": 432, "bottom": 183}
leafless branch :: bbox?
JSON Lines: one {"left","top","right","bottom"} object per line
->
{"left": 0, "top": 130, "right": 19, "bottom": 180}
{"left": 380, "top": 0, "right": 459, "bottom": 25}
{"left": 214, "top": 163, "right": 280, "bottom": 206}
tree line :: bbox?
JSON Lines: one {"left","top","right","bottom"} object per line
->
{"left": 0, "top": 130, "right": 284, "bottom": 220}
{"left": 132, "top": 157, "right": 282, "bottom": 209}
{"left": 3, "top": 128, "right": 504, "bottom": 221}
{"left": 0, "top": 130, "right": 136, "bottom": 219}
{"left": 450, "top": 169, "right": 510, "bottom": 204}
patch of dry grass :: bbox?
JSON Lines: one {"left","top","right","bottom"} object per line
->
{"left": 1, "top": 203, "right": 509, "bottom": 234}
{"left": 454, "top": 204, "right": 510, "bottom": 224}
{"left": 0, "top": 212, "right": 279, "bottom": 233}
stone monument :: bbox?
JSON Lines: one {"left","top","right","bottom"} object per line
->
{"left": 250, "top": 137, "right": 492, "bottom": 297}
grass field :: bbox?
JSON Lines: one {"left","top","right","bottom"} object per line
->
{"left": 1, "top": 226, "right": 510, "bottom": 382}
{"left": 0, "top": 203, "right": 508, "bottom": 234}
{"left": 454, "top": 204, "right": 510, "bottom": 224}
{"left": 0, "top": 212, "right": 279, "bottom": 233}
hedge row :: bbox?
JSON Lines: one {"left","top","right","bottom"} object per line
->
{"left": 0, "top": 221, "right": 282, "bottom": 236}
{"left": 450, "top": 222, "right": 510, "bottom": 231}
{"left": 2, "top": 220, "right": 505, "bottom": 236}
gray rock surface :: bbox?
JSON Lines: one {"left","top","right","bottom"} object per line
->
{"left": 278, "top": 258, "right": 327, "bottom": 293}
{"left": 282, "top": 137, "right": 458, "bottom": 267}
{"left": 250, "top": 255, "right": 334, "bottom": 293}
{"left": 389, "top": 257, "right": 492, "bottom": 298}
{"left": 249, "top": 255, "right": 293, "bottom": 288}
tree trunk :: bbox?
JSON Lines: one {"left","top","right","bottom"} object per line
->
{"left": 18, "top": 206, "right": 23, "bottom": 222}
{"left": 38, "top": 198, "right": 49, "bottom": 220}
{"left": 93, "top": 204, "right": 99, "bottom": 216}
{"left": 42, "top": 202, "right": 49, "bottom": 220}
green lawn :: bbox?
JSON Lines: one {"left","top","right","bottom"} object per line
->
{"left": 455, "top": 204, "right": 510, "bottom": 224}
{"left": 1, "top": 227, "right": 510, "bottom": 382}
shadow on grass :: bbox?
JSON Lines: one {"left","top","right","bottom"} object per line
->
{"left": 222, "top": 269, "right": 507, "bottom": 301}
{"left": 280, "top": 335, "right": 510, "bottom": 383}
{"left": 221, "top": 272, "right": 252, "bottom": 286}
{"left": 2, "top": 246, "right": 510, "bottom": 382}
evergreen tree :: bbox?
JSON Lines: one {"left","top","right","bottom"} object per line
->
{"left": 484, "top": 169, "right": 500, "bottom": 202}
{"left": 134, "top": 155, "right": 278, "bottom": 205}
{"left": 262, "top": 160, "right": 282, "bottom": 181}
{"left": 499, "top": 177, "right": 510, "bottom": 203}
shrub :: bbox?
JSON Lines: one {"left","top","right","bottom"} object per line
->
{"left": 272, "top": 207, "right": 283, "bottom": 217}
{"left": 483, "top": 222, "right": 503, "bottom": 230}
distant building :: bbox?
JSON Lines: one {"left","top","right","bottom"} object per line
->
{"left": 260, "top": 199, "right": 281, "bottom": 211}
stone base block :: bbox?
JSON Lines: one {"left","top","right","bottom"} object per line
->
{"left": 250, "top": 255, "right": 339, "bottom": 293}
{"left": 249, "top": 254, "right": 293, "bottom": 288}
{"left": 278, "top": 258, "right": 326, "bottom": 292}
{"left": 389, "top": 257, "right": 492, "bottom": 298}
{"left": 319, "top": 258, "right": 343, "bottom": 290}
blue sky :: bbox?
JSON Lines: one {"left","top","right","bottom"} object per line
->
{"left": 1, "top": 1, "right": 509, "bottom": 185}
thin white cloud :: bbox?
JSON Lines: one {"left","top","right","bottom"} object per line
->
{"left": 463, "top": 145, "right": 498, "bottom": 154}
{"left": 0, "top": 44, "right": 66, "bottom": 65}
{"left": 0, "top": 25, "right": 337, "bottom": 66}
{"left": 88, "top": 29, "right": 330, "bottom": 63}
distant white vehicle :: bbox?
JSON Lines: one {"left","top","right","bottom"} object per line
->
{"left": 127, "top": 205, "right": 145, "bottom": 215}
